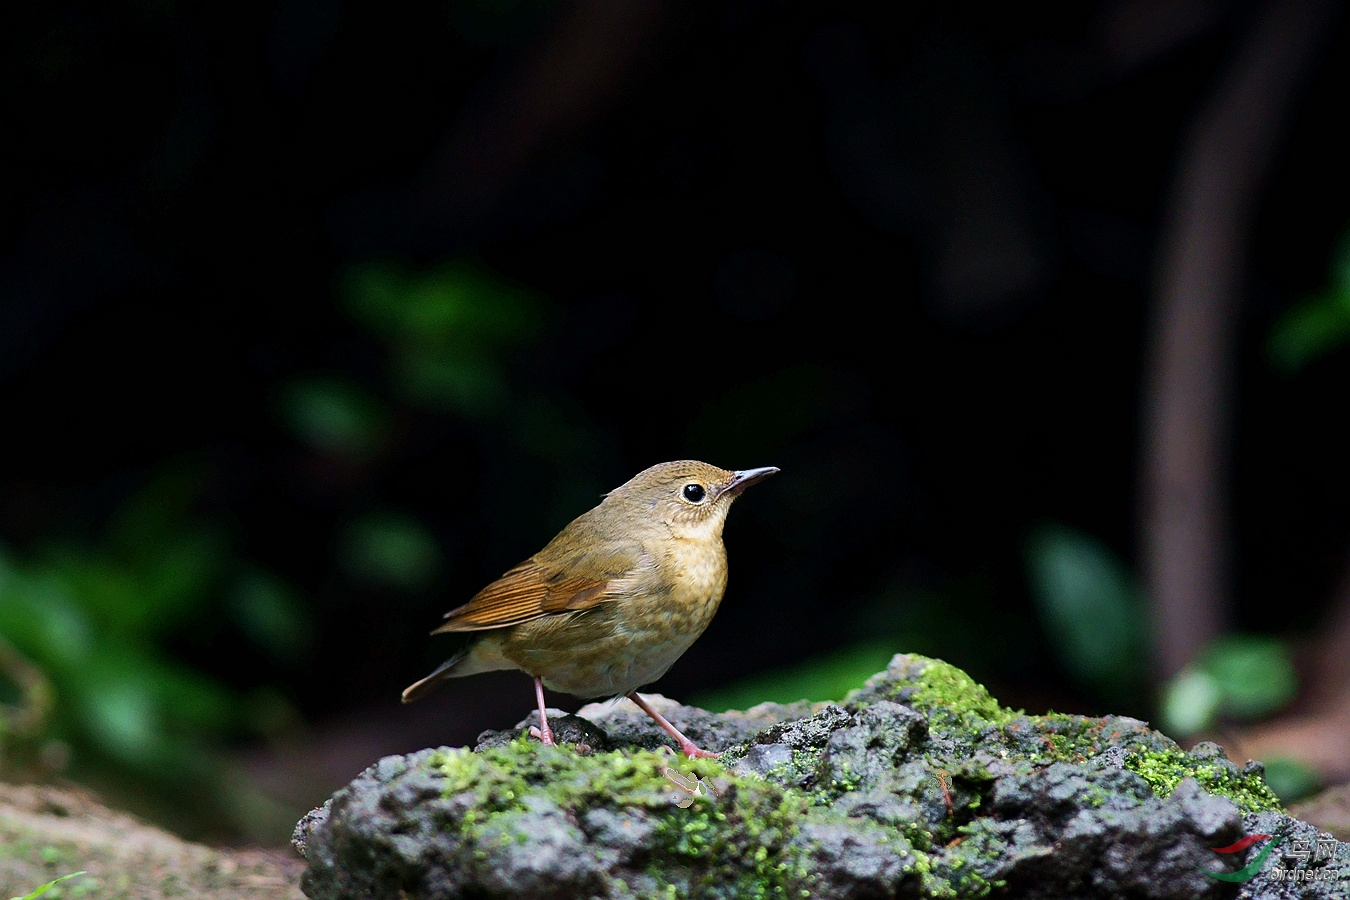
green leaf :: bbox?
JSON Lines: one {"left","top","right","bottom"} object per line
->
{"left": 1266, "top": 288, "right": 1350, "bottom": 373}
{"left": 339, "top": 259, "right": 407, "bottom": 334}
{"left": 341, "top": 259, "right": 544, "bottom": 414}
{"left": 1160, "top": 666, "right": 1222, "bottom": 735}
{"left": 342, "top": 259, "right": 541, "bottom": 346}
{"left": 74, "top": 645, "right": 239, "bottom": 763}
{"left": 1261, "top": 756, "right": 1321, "bottom": 803}
{"left": 134, "top": 528, "right": 228, "bottom": 627}
{"left": 1025, "top": 524, "right": 1145, "bottom": 696}
{"left": 1267, "top": 227, "right": 1350, "bottom": 373}
{"left": 147, "top": 657, "right": 238, "bottom": 733}
{"left": 393, "top": 347, "right": 509, "bottom": 413}
{"left": 79, "top": 672, "right": 159, "bottom": 761}
{"left": 1160, "top": 634, "right": 1298, "bottom": 736}
{"left": 48, "top": 531, "right": 225, "bottom": 636}
{"left": 0, "top": 564, "right": 93, "bottom": 668}
{"left": 339, "top": 512, "right": 443, "bottom": 590}
{"left": 1202, "top": 634, "right": 1297, "bottom": 719}
{"left": 10, "top": 871, "right": 86, "bottom": 900}
{"left": 228, "top": 570, "right": 312, "bottom": 661}
{"left": 277, "top": 376, "right": 389, "bottom": 457}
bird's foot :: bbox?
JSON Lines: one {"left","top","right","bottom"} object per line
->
{"left": 679, "top": 741, "right": 719, "bottom": 759}
{"left": 528, "top": 724, "right": 557, "bottom": 746}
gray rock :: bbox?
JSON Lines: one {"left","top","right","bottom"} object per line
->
{"left": 792, "top": 816, "right": 918, "bottom": 899}
{"left": 1229, "top": 809, "right": 1350, "bottom": 899}
{"left": 728, "top": 741, "right": 793, "bottom": 777}
{"left": 820, "top": 701, "right": 928, "bottom": 792}
{"left": 295, "top": 654, "right": 1349, "bottom": 899}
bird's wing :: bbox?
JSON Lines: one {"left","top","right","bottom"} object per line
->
{"left": 432, "top": 544, "right": 648, "bottom": 633}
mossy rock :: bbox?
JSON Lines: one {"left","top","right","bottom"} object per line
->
{"left": 295, "top": 654, "right": 1349, "bottom": 899}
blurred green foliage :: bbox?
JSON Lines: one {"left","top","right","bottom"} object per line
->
{"left": 1267, "top": 227, "right": 1350, "bottom": 372}
{"left": 0, "top": 261, "right": 536, "bottom": 838}
{"left": 278, "top": 376, "right": 390, "bottom": 459}
{"left": 691, "top": 643, "right": 899, "bottom": 712}
{"left": 341, "top": 259, "right": 543, "bottom": 415}
{"left": 1160, "top": 634, "right": 1298, "bottom": 736}
{"left": 331, "top": 256, "right": 616, "bottom": 523}
{"left": 8, "top": 871, "right": 86, "bottom": 900}
{"left": 275, "top": 256, "right": 600, "bottom": 593}
{"left": 1260, "top": 757, "right": 1322, "bottom": 804}
{"left": 227, "top": 569, "right": 313, "bottom": 663}
{"left": 340, "top": 512, "right": 443, "bottom": 591}
{"left": 1025, "top": 523, "right": 1146, "bottom": 705}
{"left": 0, "top": 463, "right": 308, "bottom": 839}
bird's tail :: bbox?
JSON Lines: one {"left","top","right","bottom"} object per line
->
{"left": 401, "top": 647, "right": 470, "bottom": 703}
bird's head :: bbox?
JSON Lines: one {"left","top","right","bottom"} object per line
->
{"left": 606, "top": 460, "right": 779, "bottom": 540}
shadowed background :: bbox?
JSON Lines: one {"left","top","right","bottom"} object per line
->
{"left": 3, "top": 0, "right": 1350, "bottom": 843}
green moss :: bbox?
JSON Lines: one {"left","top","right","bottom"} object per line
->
{"left": 829, "top": 760, "right": 861, "bottom": 794}
{"left": 1012, "top": 711, "right": 1112, "bottom": 764}
{"left": 916, "top": 663, "right": 1011, "bottom": 723}
{"left": 432, "top": 738, "right": 731, "bottom": 813}
{"left": 901, "top": 819, "right": 937, "bottom": 852}
{"left": 885, "top": 658, "right": 1018, "bottom": 729}
{"left": 917, "top": 821, "right": 1010, "bottom": 899}
{"left": 1123, "top": 747, "right": 1281, "bottom": 813}
{"left": 430, "top": 740, "right": 807, "bottom": 899}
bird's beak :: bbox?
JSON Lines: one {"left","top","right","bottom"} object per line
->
{"left": 721, "top": 466, "right": 780, "bottom": 498}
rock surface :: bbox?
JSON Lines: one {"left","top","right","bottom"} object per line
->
{"left": 294, "top": 654, "right": 1350, "bottom": 899}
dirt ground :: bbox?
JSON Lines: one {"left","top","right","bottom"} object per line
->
{"left": 1291, "top": 782, "right": 1350, "bottom": 841}
{"left": 0, "top": 782, "right": 305, "bottom": 900}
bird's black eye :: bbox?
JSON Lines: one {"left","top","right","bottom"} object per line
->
{"left": 682, "top": 483, "right": 706, "bottom": 503}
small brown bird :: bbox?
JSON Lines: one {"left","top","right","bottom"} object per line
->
{"left": 402, "top": 460, "right": 778, "bottom": 757}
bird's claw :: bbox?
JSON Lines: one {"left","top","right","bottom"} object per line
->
{"left": 527, "top": 725, "right": 557, "bottom": 746}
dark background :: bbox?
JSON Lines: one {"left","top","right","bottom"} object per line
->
{"left": 3, "top": 0, "right": 1350, "bottom": 842}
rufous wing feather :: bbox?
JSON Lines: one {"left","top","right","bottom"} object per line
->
{"left": 431, "top": 558, "right": 615, "bottom": 632}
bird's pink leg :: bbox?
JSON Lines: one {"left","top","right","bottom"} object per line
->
{"left": 532, "top": 676, "right": 556, "bottom": 746}
{"left": 627, "top": 692, "right": 717, "bottom": 758}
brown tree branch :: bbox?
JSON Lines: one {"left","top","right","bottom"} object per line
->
{"left": 1140, "top": 0, "right": 1336, "bottom": 680}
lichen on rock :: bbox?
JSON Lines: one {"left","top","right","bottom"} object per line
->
{"left": 295, "top": 654, "right": 1349, "bottom": 899}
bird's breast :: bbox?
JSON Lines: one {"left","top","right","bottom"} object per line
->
{"left": 501, "top": 537, "right": 729, "bottom": 698}
{"left": 660, "top": 536, "right": 728, "bottom": 621}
